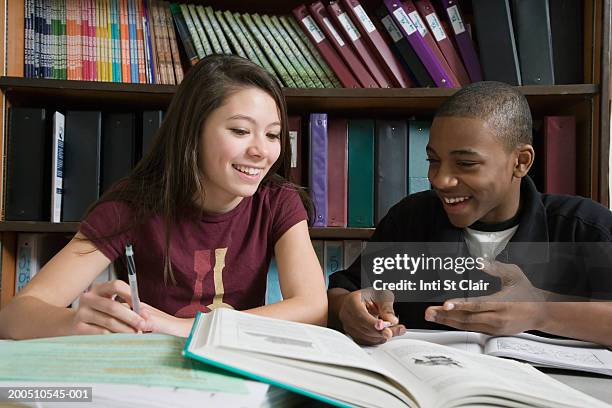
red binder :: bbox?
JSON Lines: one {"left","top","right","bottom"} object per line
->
{"left": 543, "top": 116, "right": 576, "bottom": 195}
{"left": 309, "top": 1, "right": 378, "bottom": 88}
{"left": 414, "top": 0, "right": 470, "bottom": 85}
{"left": 327, "top": 1, "right": 392, "bottom": 88}
{"left": 402, "top": 0, "right": 461, "bottom": 87}
{"left": 340, "top": 0, "right": 413, "bottom": 88}
{"left": 327, "top": 118, "right": 348, "bottom": 227}
{"left": 292, "top": 5, "right": 361, "bottom": 88}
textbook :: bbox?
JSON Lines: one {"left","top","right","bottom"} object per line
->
{"left": 386, "top": 330, "right": 612, "bottom": 377}
{"left": 184, "top": 309, "right": 611, "bottom": 408}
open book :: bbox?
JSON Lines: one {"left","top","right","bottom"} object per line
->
{"left": 386, "top": 330, "right": 612, "bottom": 376}
{"left": 183, "top": 309, "right": 611, "bottom": 408}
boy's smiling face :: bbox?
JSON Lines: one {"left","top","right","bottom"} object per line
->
{"left": 427, "top": 116, "right": 529, "bottom": 228}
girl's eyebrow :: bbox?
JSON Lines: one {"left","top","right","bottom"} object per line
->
{"left": 227, "top": 114, "right": 280, "bottom": 128}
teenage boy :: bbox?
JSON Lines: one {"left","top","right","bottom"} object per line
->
{"left": 328, "top": 82, "right": 612, "bottom": 346}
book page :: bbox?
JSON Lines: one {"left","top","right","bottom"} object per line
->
{"left": 384, "top": 330, "right": 486, "bottom": 354}
{"left": 200, "top": 309, "right": 387, "bottom": 374}
{"left": 484, "top": 335, "right": 612, "bottom": 375}
{"left": 371, "top": 339, "right": 610, "bottom": 408}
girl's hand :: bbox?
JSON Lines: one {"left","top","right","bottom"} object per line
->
{"left": 70, "top": 280, "right": 146, "bottom": 335}
{"left": 139, "top": 304, "right": 194, "bottom": 337}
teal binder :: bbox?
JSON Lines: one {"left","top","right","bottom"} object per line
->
{"left": 347, "top": 119, "right": 374, "bottom": 227}
{"left": 408, "top": 120, "right": 431, "bottom": 194}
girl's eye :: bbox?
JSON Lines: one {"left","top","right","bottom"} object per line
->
{"left": 267, "top": 133, "right": 281, "bottom": 140}
{"left": 231, "top": 128, "right": 249, "bottom": 136}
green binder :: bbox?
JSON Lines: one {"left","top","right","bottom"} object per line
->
{"left": 348, "top": 119, "right": 374, "bottom": 227}
{"left": 408, "top": 120, "right": 432, "bottom": 194}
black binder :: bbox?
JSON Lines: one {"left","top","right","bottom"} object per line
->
{"left": 141, "top": 110, "right": 163, "bottom": 158}
{"left": 472, "top": 0, "right": 522, "bottom": 85}
{"left": 550, "top": 0, "right": 583, "bottom": 84}
{"left": 101, "top": 113, "right": 135, "bottom": 194}
{"left": 512, "top": 0, "right": 555, "bottom": 85}
{"left": 62, "top": 111, "right": 102, "bottom": 222}
{"left": 5, "top": 108, "right": 50, "bottom": 221}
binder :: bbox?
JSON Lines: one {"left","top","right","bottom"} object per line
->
{"left": 309, "top": 113, "right": 328, "bottom": 227}
{"left": 471, "top": 0, "right": 521, "bottom": 85}
{"left": 323, "top": 241, "right": 343, "bottom": 288}
{"left": 102, "top": 113, "right": 135, "bottom": 194}
{"left": 543, "top": 116, "right": 576, "bottom": 195}
{"left": 402, "top": 0, "right": 461, "bottom": 87}
{"left": 51, "top": 112, "right": 65, "bottom": 223}
{"left": 511, "top": 0, "right": 555, "bottom": 85}
{"left": 375, "top": 120, "right": 408, "bottom": 223}
{"left": 383, "top": 0, "right": 457, "bottom": 88}
{"left": 327, "top": 118, "right": 348, "bottom": 227}
{"left": 440, "top": 0, "right": 483, "bottom": 83}
{"left": 292, "top": 5, "right": 360, "bottom": 88}
{"left": 327, "top": 1, "right": 392, "bottom": 88}
{"left": 142, "top": 110, "right": 163, "bottom": 158}
{"left": 62, "top": 111, "right": 102, "bottom": 222}
{"left": 414, "top": 0, "right": 470, "bottom": 85}
{"left": 5, "top": 108, "right": 50, "bottom": 221}
{"left": 288, "top": 115, "right": 303, "bottom": 185}
{"left": 408, "top": 120, "right": 431, "bottom": 194}
{"left": 309, "top": 2, "right": 378, "bottom": 88}
{"left": 549, "top": 0, "right": 583, "bottom": 84}
{"left": 265, "top": 258, "right": 282, "bottom": 305}
{"left": 340, "top": 0, "right": 413, "bottom": 88}
{"left": 375, "top": 6, "right": 435, "bottom": 87}
{"left": 348, "top": 119, "right": 374, "bottom": 227}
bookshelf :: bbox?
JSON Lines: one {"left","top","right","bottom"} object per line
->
{"left": 0, "top": 0, "right": 610, "bottom": 309}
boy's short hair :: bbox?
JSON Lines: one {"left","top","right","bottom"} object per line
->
{"left": 435, "top": 81, "right": 533, "bottom": 150}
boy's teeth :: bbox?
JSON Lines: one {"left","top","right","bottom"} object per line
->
{"left": 234, "top": 165, "right": 261, "bottom": 176}
{"left": 444, "top": 196, "right": 470, "bottom": 204}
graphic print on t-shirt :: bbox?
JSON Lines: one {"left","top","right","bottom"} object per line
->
{"left": 175, "top": 248, "right": 234, "bottom": 317}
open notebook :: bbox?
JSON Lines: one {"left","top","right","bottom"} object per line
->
{"left": 183, "top": 309, "right": 612, "bottom": 408}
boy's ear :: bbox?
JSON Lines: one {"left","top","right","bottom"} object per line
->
{"left": 513, "top": 144, "right": 534, "bottom": 177}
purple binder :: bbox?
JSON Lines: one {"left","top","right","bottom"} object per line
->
{"left": 383, "top": 0, "right": 457, "bottom": 88}
{"left": 440, "top": 0, "right": 483, "bottom": 82}
{"left": 309, "top": 113, "right": 328, "bottom": 227}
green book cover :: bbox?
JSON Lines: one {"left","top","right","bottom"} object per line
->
{"left": 223, "top": 10, "right": 261, "bottom": 65}
{"left": 60, "top": 0, "right": 67, "bottom": 80}
{"left": 269, "top": 15, "right": 325, "bottom": 88}
{"left": 280, "top": 15, "right": 341, "bottom": 88}
{"left": 195, "top": 5, "right": 221, "bottom": 54}
{"left": 204, "top": 6, "right": 232, "bottom": 54}
{"left": 252, "top": 13, "right": 306, "bottom": 88}
{"left": 215, "top": 10, "right": 247, "bottom": 58}
{"left": 51, "top": 0, "right": 59, "bottom": 79}
{"left": 348, "top": 119, "right": 375, "bottom": 227}
{"left": 179, "top": 4, "right": 206, "bottom": 58}
{"left": 242, "top": 13, "right": 296, "bottom": 87}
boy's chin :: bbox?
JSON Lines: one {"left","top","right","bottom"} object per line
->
{"left": 446, "top": 214, "right": 478, "bottom": 229}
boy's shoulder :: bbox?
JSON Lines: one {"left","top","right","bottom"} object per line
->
{"left": 541, "top": 193, "right": 612, "bottom": 240}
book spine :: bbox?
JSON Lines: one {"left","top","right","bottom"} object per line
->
{"left": 24, "top": 0, "right": 32, "bottom": 78}
{"left": 134, "top": 0, "right": 146, "bottom": 83}
{"left": 327, "top": 118, "right": 348, "bottom": 227}
{"left": 51, "top": 112, "right": 65, "bottom": 223}
{"left": 252, "top": 13, "right": 307, "bottom": 88}
{"left": 95, "top": 0, "right": 103, "bottom": 81}
{"left": 215, "top": 10, "right": 247, "bottom": 58}
{"left": 309, "top": 113, "right": 328, "bottom": 227}
{"left": 80, "top": 0, "right": 89, "bottom": 80}
{"left": 34, "top": 0, "right": 41, "bottom": 78}
{"left": 205, "top": 6, "right": 232, "bottom": 54}
{"left": 128, "top": 0, "right": 139, "bottom": 83}
{"left": 195, "top": 5, "right": 221, "bottom": 54}
{"left": 60, "top": 0, "right": 67, "bottom": 79}
{"left": 120, "top": 0, "right": 131, "bottom": 82}
{"left": 234, "top": 13, "right": 283, "bottom": 83}
{"left": 178, "top": 3, "right": 205, "bottom": 59}
{"left": 163, "top": 3, "right": 183, "bottom": 83}
{"left": 89, "top": 0, "right": 98, "bottom": 81}
{"left": 145, "top": 0, "right": 160, "bottom": 83}
{"left": 223, "top": 11, "right": 262, "bottom": 65}
{"left": 158, "top": 1, "right": 174, "bottom": 84}
{"left": 170, "top": 2, "right": 199, "bottom": 65}
{"left": 152, "top": 0, "right": 168, "bottom": 84}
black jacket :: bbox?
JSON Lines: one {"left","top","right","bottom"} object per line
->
{"left": 329, "top": 177, "right": 612, "bottom": 328}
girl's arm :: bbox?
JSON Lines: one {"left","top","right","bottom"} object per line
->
{"left": 0, "top": 233, "right": 145, "bottom": 339}
{"left": 243, "top": 220, "right": 328, "bottom": 326}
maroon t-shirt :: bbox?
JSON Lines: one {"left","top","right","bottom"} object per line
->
{"left": 80, "top": 184, "right": 307, "bottom": 317}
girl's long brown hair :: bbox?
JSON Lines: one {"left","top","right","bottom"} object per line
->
{"left": 84, "top": 54, "right": 311, "bottom": 284}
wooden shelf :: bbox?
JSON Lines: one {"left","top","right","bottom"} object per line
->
{"left": 0, "top": 221, "right": 374, "bottom": 239}
{"left": 0, "top": 77, "right": 599, "bottom": 114}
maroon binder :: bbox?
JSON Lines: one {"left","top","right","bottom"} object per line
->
{"left": 293, "top": 5, "right": 361, "bottom": 88}
{"left": 327, "top": 117, "right": 348, "bottom": 227}
{"left": 288, "top": 115, "right": 303, "bottom": 186}
{"left": 340, "top": 0, "right": 413, "bottom": 88}
{"left": 327, "top": 1, "right": 392, "bottom": 88}
{"left": 414, "top": 0, "right": 470, "bottom": 85}
{"left": 402, "top": 0, "right": 461, "bottom": 87}
{"left": 544, "top": 116, "right": 576, "bottom": 195}
{"left": 309, "top": 1, "right": 378, "bottom": 88}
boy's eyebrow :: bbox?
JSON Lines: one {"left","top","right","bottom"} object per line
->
{"left": 449, "top": 149, "right": 482, "bottom": 156}
{"left": 227, "top": 114, "right": 281, "bottom": 127}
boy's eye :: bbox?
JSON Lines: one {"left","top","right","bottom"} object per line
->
{"left": 230, "top": 128, "right": 249, "bottom": 136}
{"left": 457, "top": 161, "right": 478, "bottom": 167}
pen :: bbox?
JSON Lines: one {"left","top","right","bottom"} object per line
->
{"left": 125, "top": 243, "right": 141, "bottom": 315}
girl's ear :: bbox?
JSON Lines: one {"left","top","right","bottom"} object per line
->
{"left": 513, "top": 144, "right": 534, "bottom": 177}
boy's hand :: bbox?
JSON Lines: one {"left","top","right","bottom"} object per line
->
{"left": 338, "top": 288, "right": 405, "bottom": 345}
{"left": 424, "top": 262, "right": 546, "bottom": 335}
